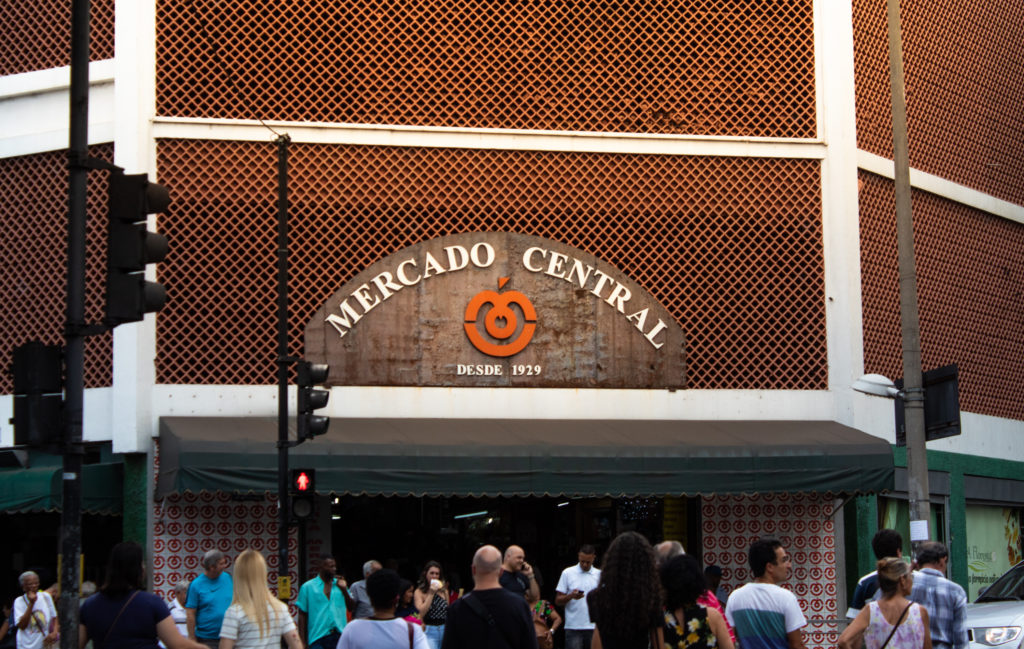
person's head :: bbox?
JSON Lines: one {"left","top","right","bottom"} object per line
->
{"left": 366, "top": 569, "right": 401, "bottom": 612}
{"left": 591, "top": 532, "right": 662, "bottom": 646}
{"left": 398, "top": 579, "right": 414, "bottom": 605}
{"left": 472, "top": 545, "right": 503, "bottom": 588}
{"left": 231, "top": 550, "right": 285, "bottom": 636}
{"left": 233, "top": 550, "right": 270, "bottom": 598}
{"left": 876, "top": 557, "right": 913, "bottom": 597}
{"left": 579, "top": 544, "right": 597, "bottom": 572}
{"left": 102, "top": 541, "right": 146, "bottom": 597}
{"left": 318, "top": 554, "right": 337, "bottom": 580}
{"left": 704, "top": 565, "right": 722, "bottom": 590}
{"left": 915, "top": 541, "right": 949, "bottom": 572}
{"left": 18, "top": 571, "right": 40, "bottom": 593}
{"left": 202, "top": 549, "right": 227, "bottom": 578}
{"left": 503, "top": 545, "right": 526, "bottom": 572}
{"left": 655, "top": 540, "right": 685, "bottom": 567}
{"left": 80, "top": 581, "right": 97, "bottom": 598}
{"left": 362, "top": 559, "right": 382, "bottom": 578}
{"left": 661, "top": 554, "right": 708, "bottom": 611}
{"left": 173, "top": 579, "right": 189, "bottom": 606}
{"left": 418, "top": 560, "right": 444, "bottom": 591}
{"left": 749, "top": 537, "right": 791, "bottom": 583}
{"left": 872, "top": 529, "right": 904, "bottom": 560}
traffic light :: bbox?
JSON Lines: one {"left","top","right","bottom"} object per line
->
{"left": 289, "top": 468, "right": 315, "bottom": 520}
{"left": 291, "top": 468, "right": 316, "bottom": 493}
{"left": 296, "top": 361, "right": 330, "bottom": 441}
{"left": 106, "top": 168, "right": 170, "bottom": 325}
{"left": 10, "top": 341, "right": 63, "bottom": 450}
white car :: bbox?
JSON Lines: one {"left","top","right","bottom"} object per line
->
{"left": 968, "top": 560, "right": 1024, "bottom": 649}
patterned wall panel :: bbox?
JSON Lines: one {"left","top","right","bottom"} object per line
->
{"left": 156, "top": 0, "right": 816, "bottom": 138}
{"left": 155, "top": 139, "right": 827, "bottom": 389}
{"left": 0, "top": 0, "right": 115, "bottom": 76}
{"left": 860, "top": 171, "right": 1024, "bottom": 421}
{"left": 702, "top": 493, "right": 839, "bottom": 649}
{"left": 152, "top": 442, "right": 328, "bottom": 613}
{"left": 152, "top": 490, "right": 313, "bottom": 616}
{"left": 852, "top": 0, "right": 1024, "bottom": 206}
{"left": 0, "top": 147, "right": 114, "bottom": 392}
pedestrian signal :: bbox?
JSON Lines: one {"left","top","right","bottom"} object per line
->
{"left": 291, "top": 468, "right": 315, "bottom": 493}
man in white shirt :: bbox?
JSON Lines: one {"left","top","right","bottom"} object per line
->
{"left": 13, "top": 572, "right": 57, "bottom": 649}
{"left": 726, "top": 537, "right": 807, "bottom": 649}
{"left": 555, "top": 545, "right": 601, "bottom": 649}
{"left": 169, "top": 581, "right": 190, "bottom": 637}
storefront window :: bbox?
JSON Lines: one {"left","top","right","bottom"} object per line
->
{"left": 965, "top": 505, "right": 1023, "bottom": 599}
{"left": 880, "top": 497, "right": 946, "bottom": 557}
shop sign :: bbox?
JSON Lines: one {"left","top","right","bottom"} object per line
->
{"left": 966, "top": 505, "right": 1022, "bottom": 599}
{"left": 304, "top": 232, "right": 685, "bottom": 388}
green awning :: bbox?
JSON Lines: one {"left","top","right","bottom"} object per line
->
{"left": 157, "top": 417, "right": 893, "bottom": 498}
{"left": 0, "top": 462, "right": 124, "bottom": 514}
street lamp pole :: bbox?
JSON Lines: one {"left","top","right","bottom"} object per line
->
{"left": 885, "top": 0, "right": 930, "bottom": 553}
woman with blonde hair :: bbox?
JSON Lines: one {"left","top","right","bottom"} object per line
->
{"left": 838, "top": 557, "right": 931, "bottom": 649}
{"left": 218, "top": 550, "right": 301, "bottom": 649}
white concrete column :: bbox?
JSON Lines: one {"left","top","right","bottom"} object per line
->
{"left": 111, "top": 0, "right": 160, "bottom": 452}
{"left": 815, "top": 0, "right": 865, "bottom": 427}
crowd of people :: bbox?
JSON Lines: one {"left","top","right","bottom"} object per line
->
{"left": 1, "top": 528, "right": 969, "bottom": 649}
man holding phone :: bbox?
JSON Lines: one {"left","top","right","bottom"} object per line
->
{"left": 555, "top": 545, "right": 600, "bottom": 649}
{"left": 499, "top": 545, "right": 540, "bottom": 601}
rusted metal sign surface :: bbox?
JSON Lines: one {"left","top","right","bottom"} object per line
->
{"left": 305, "top": 232, "right": 685, "bottom": 388}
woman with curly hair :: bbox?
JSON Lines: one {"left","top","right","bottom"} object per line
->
{"left": 660, "top": 555, "right": 734, "bottom": 649}
{"left": 586, "top": 532, "right": 664, "bottom": 649}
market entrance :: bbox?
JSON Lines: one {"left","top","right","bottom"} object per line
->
{"left": 328, "top": 494, "right": 701, "bottom": 598}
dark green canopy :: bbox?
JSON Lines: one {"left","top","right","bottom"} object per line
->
{"left": 157, "top": 416, "right": 893, "bottom": 498}
{"left": 0, "top": 462, "right": 123, "bottom": 514}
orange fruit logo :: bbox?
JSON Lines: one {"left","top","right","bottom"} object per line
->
{"left": 463, "top": 277, "right": 537, "bottom": 357}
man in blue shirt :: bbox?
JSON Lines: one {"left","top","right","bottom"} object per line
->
{"left": 909, "top": 541, "right": 968, "bottom": 649}
{"left": 845, "top": 528, "right": 903, "bottom": 619}
{"left": 297, "top": 554, "right": 355, "bottom": 649}
{"left": 186, "top": 550, "right": 233, "bottom": 649}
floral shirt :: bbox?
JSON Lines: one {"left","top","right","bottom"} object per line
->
{"left": 664, "top": 605, "right": 717, "bottom": 649}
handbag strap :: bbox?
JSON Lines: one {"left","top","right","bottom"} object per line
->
{"left": 406, "top": 620, "right": 414, "bottom": 649}
{"left": 102, "top": 591, "right": 140, "bottom": 646}
{"left": 879, "top": 602, "right": 913, "bottom": 649}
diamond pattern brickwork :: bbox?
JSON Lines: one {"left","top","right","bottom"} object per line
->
{"left": 852, "top": 0, "right": 1024, "bottom": 206}
{"left": 156, "top": 139, "right": 826, "bottom": 389}
{"left": 860, "top": 172, "right": 1024, "bottom": 421}
{"left": 155, "top": 0, "right": 816, "bottom": 138}
{"left": 0, "top": 0, "right": 115, "bottom": 76}
{"left": 0, "top": 147, "right": 114, "bottom": 392}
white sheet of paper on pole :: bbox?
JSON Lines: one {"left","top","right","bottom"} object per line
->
{"left": 910, "top": 519, "right": 930, "bottom": 541}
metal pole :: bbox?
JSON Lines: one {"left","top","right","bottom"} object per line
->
{"left": 885, "top": 0, "right": 930, "bottom": 554}
{"left": 61, "top": 0, "right": 89, "bottom": 645}
{"left": 276, "top": 134, "right": 292, "bottom": 599}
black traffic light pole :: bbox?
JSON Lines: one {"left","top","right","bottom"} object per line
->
{"left": 60, "top": 0, "right": 90, "bottom": 644}
{"left": 275, "top": 134, "right": 292, "bottom": 599}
